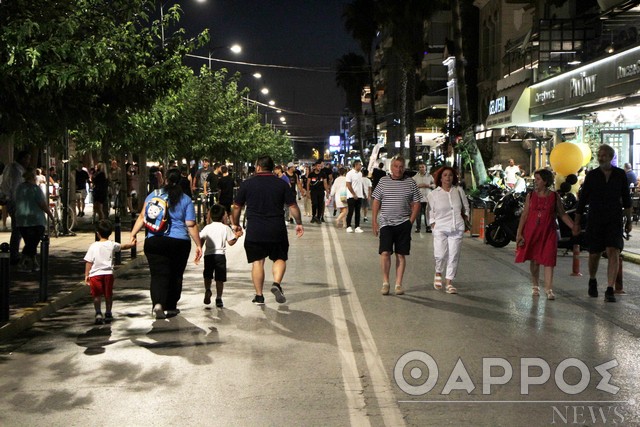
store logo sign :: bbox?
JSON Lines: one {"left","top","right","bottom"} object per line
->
{"left": 570, "top": 72, "right": 597, "bottom": 98}
{"left": 535, "top": 90, "right": 556, "bottom": 103}
{"left": 488, "top": 96, "right": 507, "bottom": 115}
{"left": 617, "top": 60, "right": 640, "bottom": 79}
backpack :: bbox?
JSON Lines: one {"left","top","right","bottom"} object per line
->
{"left": 144, "top": 190, "right": 170, "bottom": 233}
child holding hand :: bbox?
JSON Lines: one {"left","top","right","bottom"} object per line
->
{"left": 200, "top": 204, "right": 243, "bottom": 308}
{"left": 84, "top": 219, "right": 136, "bottom": 324}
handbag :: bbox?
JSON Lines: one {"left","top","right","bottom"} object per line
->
{"left": 457, "top": 187, "right": 472, "bottom": 232}
{"left": 339, "top": 187, "right": 348, "bottom": 204}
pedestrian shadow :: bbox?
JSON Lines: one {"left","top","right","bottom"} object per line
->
{"left": 203, "top": 305, "right": 337, "bottom": 346}
{"left": 399, "top": 292, "right": 569, "bottom": 336}
{"left": 131, "top": 315, "right": 221, "bottom": 365}
{"left": 76, "top": 325, "right": 121, "bottom": 355}
{"left": 264, "top": 305, "right": 337, "bottom": 345}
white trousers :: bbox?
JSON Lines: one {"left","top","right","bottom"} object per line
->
{"left": 432, "top": 228, "right": 464, "bottom": 280}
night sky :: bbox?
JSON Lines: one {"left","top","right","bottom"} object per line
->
{"left": 175, "top": 0, "right": 362, "bottom": 154}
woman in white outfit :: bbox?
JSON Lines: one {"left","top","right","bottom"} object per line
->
{"left": 427, "top": 166, "right": 469, "bottom": 294}
{"left": 329, "top": 167, "right": 348, "bottom": 228}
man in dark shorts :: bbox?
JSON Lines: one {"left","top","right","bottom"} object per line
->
{"left": 231, "top": 155, "right": 304, "bottom": 305}
{"left": 573, "top": 144, "right": 632, "bottom": 302}
{"left": 371, "top": 156, "right": 421, "bottom": 296}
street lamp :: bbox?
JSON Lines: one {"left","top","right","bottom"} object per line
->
{"left": 160, "top": 0, "right": 207, "bottom": 46}
{"left": 206, "top": 44, "right": 242, "bottom": 69}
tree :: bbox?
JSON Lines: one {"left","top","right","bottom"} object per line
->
{"left": 336, "top": 53, "right": 368, "bottom": 161}
{"left": 0, "top": 0, "right": 206, "bottom": 151}
{"left": 375, "top": 0, "right": 442, "bottom": 169}
{"left": 343, "top": 0, "right": 379, "bottom": 149}
{"left": 128, "top": 67, "right": 292, "bottom": 165}
{"left": 451, "top": 0, "right": 487, "bottom": 187}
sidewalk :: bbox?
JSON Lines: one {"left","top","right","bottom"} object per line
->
{"left": 0, "top": 204, "right": 143, "bottom": 341}
{"left": 2, "top": 202, "right": 640, "bottom": 342}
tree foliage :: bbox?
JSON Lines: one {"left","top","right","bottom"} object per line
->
{"left": 0, "top": 0, "right": 206, "bottom": 149}
{"left": 128, "top": 67, "right": 292, "bottom": 163}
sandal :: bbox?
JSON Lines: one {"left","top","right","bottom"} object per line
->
{"left": 433, "top": 275, "right": 443, "bottom": 290}
{"left": 532, "top": 286, "right": 540, "bottom": 297}
{"left": 445, "top": 284, "right": 457, "bottom": 294}
{"left": 546, "top": 289, "right": 555, "bottom": 300}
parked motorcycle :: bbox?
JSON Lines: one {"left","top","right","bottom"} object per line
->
{"left": 467, "top": 183, "right": 506, "bottom": 211}
{"left": 485, "top": 188, "right": 588, "bottom": 250}
{"left": 485, "top": 190, "right": 526, "bottom": 247}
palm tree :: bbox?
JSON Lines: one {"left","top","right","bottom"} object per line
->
{"left": 451, "top": 0, "right": 487, "bottom": 187}
{"left": 376, "top": 0, "right": 442, "bottom": 168}
{"left": 343, "top": 0, "right": 379, "bottom": 151}
{"left": 336, "top": 53, "right": 369, "bottom": 161}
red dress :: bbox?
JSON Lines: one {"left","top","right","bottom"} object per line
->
{"left": 515, "top": 191, "right": 558, "bottom": 266}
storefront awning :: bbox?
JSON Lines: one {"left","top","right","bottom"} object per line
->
{"left": 486, "top": 86, "right": 530, "bottom": 129}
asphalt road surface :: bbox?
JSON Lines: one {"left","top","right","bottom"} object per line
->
{"left": 1, "top": 220, "right": 639, "bottom": 426}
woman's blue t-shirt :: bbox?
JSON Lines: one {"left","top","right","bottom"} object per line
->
{"left": 144, "top": 191, "right": 195, "bottom": 240}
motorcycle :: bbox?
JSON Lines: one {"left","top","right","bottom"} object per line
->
{"left": 485, "top": 190, "right": 526, "bottom": 248}
{"left": 485, "top": 189, "right": 588, "bottom": 250}
{"left": 467, "top": 183, "right": 506, "bottom": 211}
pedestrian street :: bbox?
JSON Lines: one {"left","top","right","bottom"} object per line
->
{"left": 1, "top": 219, "right": 639, "bottom": 426}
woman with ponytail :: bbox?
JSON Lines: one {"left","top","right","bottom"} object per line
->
{"left": 130, "top": 169, "right": 202, "bottom": 319}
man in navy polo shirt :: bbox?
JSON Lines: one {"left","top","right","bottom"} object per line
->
{"left": 231, "top": 155, "right": 304, "bottom": 305}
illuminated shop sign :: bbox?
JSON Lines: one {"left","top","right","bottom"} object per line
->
{"left": 569, "top": 72, "right": 597, "bottom": 98}
{"left": 535, "top": 90, "right": 556, "bottom": 103}
{"left": 488, "top": 96, "right": 507, "bottom": 115}
{"left": 617, "top": 60, "right": 640, "bottom": 79}
{"left": 530, "top": 46, "right": 640, "bottom": 116}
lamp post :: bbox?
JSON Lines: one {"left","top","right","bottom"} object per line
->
{"left": 207, "top": 44, "right": 242, "bottom": 69}
{"left": 160, "top": 0, "right": 207, "bottom": 46}
{"left": 184, "top": 44, "right": 242, "bottom": 70}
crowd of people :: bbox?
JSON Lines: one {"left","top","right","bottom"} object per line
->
{"left": 2, "top": 145, "right": 634, "bottom": 324}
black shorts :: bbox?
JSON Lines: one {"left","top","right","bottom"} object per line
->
{"left": 244, "top": 240, "right": 289, "bottom": 263}
{"left": 203, "top": 254, "right": 227, "bottom": 282}
{"left": 587, "top": 218, "right": 624, "bottom": 253}
{"left": 378, "top": 220, "right": 412, "bottom": 255}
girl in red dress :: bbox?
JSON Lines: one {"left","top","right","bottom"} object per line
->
{"left": 516, "top": 169, "right": 574, "bottom": 300}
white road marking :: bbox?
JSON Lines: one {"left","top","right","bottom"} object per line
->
{"left": 327, "top": 224, "right": 406, "bottom": 427}
{"left": 321, "top": 226, "right": 371, "bottom": 426}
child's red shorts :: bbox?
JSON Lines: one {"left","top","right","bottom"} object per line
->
{"left": 89, "top": 274, "right": 114, "bottom": 298}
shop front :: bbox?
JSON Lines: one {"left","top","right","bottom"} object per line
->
{"left": 529, "top": 44, "right": 640, "bottom": 171}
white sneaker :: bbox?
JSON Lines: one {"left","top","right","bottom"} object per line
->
{"left": 346, "top": 227, "right": 354, "bottom": 233}
{"left": 354, "top": 227, "right": 364, "bottom": 233}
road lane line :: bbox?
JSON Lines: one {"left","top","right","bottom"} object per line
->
{"left": 327, "top": 225, "right": 406, "bottom": 427}
{"left": 320, "top": 226, "right": 371, "bottom": 426}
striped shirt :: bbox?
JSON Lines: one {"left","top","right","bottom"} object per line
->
{"left": 371, "top": 175, "right": 421, "bottom": 227}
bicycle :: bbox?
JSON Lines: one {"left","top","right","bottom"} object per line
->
{"left": 49, "top": 194, "right": 76, "bottom": 237}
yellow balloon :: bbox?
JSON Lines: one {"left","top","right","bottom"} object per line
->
{"left": 578, "top": 143, "right": 592, "bottom": 166}
{"left": 550, "top": 142, "right": 583, "bottom": 176}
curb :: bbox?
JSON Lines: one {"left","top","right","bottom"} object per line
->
{"left": 622, "top": 251, "right": 640, "bottom": 265}
{"left": 0, "top": 254, "right": 146, "bottom": 343}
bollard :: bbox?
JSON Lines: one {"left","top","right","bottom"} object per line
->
{"left": 114, "top": 214, "right": 122, "bottom": 265}
{"left": 479, "top": 217, "right": 485, "bottom": 240}
{"left": 0, "top": 242, "right": 10, "bottom": 322}
{"left": 39, "top": 234, "right": 50, "bottom": 302}
{"left": 615, "top": 255, "right": 624, "bottom": 294}
{"left": 570, "top": 244, "right": 582, "bottom": 276}
{"left": 196, "top": 196, "right": 202, "bottom": 224}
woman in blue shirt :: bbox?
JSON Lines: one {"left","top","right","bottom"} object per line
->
{"left": 130, "top": 169, "right": 202, "bottom": 319}
{"left": 15, "top": 169, "right": 54, "bottom": 272}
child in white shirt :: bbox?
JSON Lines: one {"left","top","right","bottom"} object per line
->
{"left": 84, "top": 219, "right": 136, "bottom": 324}
{"left": 199, "top": 204, "right": 243, "bottom": 307}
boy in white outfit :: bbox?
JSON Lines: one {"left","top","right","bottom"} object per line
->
{"left": 200, "top": 204, "right": 243, "bottom": 307}
{"left": 84, "top": 219, "right": 136, "bottom": 324}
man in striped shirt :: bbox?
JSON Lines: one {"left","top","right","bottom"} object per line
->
{"left": 371, "top": 156, "right": 421, "bottom": 296}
